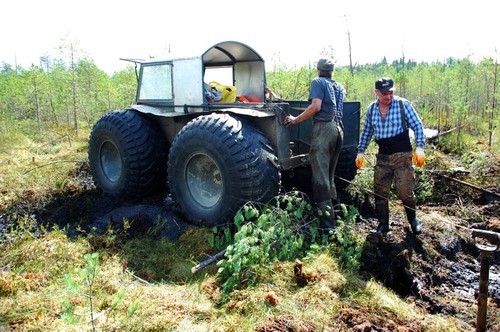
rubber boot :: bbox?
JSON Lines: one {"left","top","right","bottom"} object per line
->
{"left": 405, "top": 206, "right": 422, "bottom": 235}
{"left": 374, "top": 202, "right": 390, "bottom": 234}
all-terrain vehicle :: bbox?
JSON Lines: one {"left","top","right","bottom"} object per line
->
{"left": 88, "top": 41, "right": 360, "bottom": 227}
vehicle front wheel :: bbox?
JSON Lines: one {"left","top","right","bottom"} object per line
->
{"left": 88, "top": 110, "right": 168, "bottom": 198}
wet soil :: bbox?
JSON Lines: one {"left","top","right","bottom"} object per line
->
{"left": 354, "top": 195, "right": 499, "bottom": 329}
{"left": 360, "top": 212, "right": 498, "bottom": 308}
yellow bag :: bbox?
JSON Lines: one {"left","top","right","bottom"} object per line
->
{"left": 210, "top": 82, "right": 237, "bottom": 103}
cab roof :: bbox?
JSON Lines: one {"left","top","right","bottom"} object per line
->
{"left": 202, "top": 41, "right": 264, "bottom": 66}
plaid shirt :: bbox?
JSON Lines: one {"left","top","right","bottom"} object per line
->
{"left": 357, "top": 96, "right": 425, "bottom": 152}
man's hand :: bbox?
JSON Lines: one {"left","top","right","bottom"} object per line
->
{"left": 355, "top": 153, "right": 364, "bottom": 170}
{"left": 283, "top": 115, "right": 298, "bottom": 126}
{"left": 413, "top": 147, "right": 425, "bottom": 167}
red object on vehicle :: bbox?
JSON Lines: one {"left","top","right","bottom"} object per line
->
{"left": 247, "top": 95, "right": 261, "bottom": 102}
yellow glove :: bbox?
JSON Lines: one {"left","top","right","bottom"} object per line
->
{"left": 355, "top": 153, "right": 364, "bottom": 170}
{"left": 413, "top": 147, "right": 425, "bottom": 167}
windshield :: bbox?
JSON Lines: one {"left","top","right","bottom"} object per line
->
{"left": 138, "top": 63, "right": 173, "bottom": 101}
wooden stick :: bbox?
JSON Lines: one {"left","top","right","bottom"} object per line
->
{"left": 125, "top": 269, "right": 151, "bottom": 285}
{"left": 191, "top": 249, "right": 227, "bottom": 274}
{"left": 432, "top": 172, "right": 500, "bottom": 199}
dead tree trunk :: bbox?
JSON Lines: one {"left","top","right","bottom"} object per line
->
{"left": 489, "top": 59, "right": 498, "bottom": 149}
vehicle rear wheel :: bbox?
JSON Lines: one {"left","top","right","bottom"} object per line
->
{"left": 168, "top": 113, "right": 280, "bottom": 227}
{"left": 335, "top": 146, "right": 358, "bottom": 190}
{"left": 88, "top": 110, "right": 168, "bottom": 198}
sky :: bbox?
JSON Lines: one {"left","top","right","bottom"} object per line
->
{"left": 1, "top": 0, "right": 499, "bottom": 74}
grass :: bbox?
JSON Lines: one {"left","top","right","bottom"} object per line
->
{"left": 0, "top": 118, "right": 491, "bottom": 331}
{"left": 0, "top": 224, "right": 471, "bottom": 330}
{"left": 0, "top": 117, "right": 87, "bottom": 211}
{"left": 0, "top": 227, "right": 469, "bottom": 331}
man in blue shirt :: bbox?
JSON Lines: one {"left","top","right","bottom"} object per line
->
{"left": 356, "top": 77, "right": 425, "bottom": 235}
{"left": 284, "top": 58, "right": 345, "bottom": 232}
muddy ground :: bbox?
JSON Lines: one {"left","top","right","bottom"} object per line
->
{"left": 353, "top": 182, "right": 500, "bottom": 328}
{"left": 1, "top": 165, "right": 499, "bottom": 329}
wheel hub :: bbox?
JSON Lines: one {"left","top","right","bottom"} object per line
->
{"left": 100, "top": 141, "right": 122, "bottom": 183}
{"left": 186, "top": 154, "right": 222, "bottom": 208}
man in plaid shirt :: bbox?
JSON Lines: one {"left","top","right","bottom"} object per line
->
{"left": 356, "top": 77, "right": 425, "bottom": 235}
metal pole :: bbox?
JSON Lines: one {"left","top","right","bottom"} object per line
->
{"left": 472, "top": 229, "right": 499, "bottom": 332}
{"left": 476, "top": 250, "right": 491, "bottom": 332}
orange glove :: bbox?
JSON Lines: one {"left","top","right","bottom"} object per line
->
{"left": 413, "top": 147, "right": 425, "bottom": 167}
{"left": 355, "top": 153, "right": 364, "bottom": 170}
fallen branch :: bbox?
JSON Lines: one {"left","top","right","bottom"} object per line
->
{"left": 24, "top": 159, "right": 84, "bottom": 174}
{"left": 430, "top": 171, "right": 500, "bottom": 199}
{"left": 125, "top": 269, "right": 151, "bottom": 285}
{"left": 426, "top": 125, "right": 464, "bottom": 142}
{"left": 191, "top": 249, "right": 226, "bottom": 274}
{"left": 40, "top": 133, "right": 72, "bottom": 148}
{"left": 435, "top": 126, "right": 459, "bottom": 136}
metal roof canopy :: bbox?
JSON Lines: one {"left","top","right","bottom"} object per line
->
{"left": 202, "top": 41, "right": 264, "bottom": 66}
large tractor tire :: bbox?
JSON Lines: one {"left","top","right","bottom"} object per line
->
{"left": 334, "top": 146, "right": 358, "bottom": 190}
{"left": 168, "top": 113, "right": 280, "bottom": 227}
{"left": 88, "top": 110, "right": 168, "bottom": 198}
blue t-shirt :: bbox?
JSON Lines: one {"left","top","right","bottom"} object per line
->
{"left": 308, "top": 77, "right": 345, "bottom": 122}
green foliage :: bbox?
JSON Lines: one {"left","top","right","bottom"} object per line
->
{"left": 214, "top": 191, "right": 317, "bottom": 295}
{"left": 267, "top": 56, "right": 499, "bottom": 156}
{"left": 1, "top": 48, "right": 498, "bottom": 156}
{"left": 328, "top": 205, "right": 362, "bottom": 271}
{"left": 267, "top": 66, "right": 315, "bottom": 100}
{"left": 208, "top": 226, "right": 233, "bottom": 251}
{"left": 414, "top": 168, "right": 434, "bottom": 204}
{"left": 63, "top": 252, "right": 101, "bottom": 330}
{"left": 214, "top": 192, "right": 364, "bottom": 297}
{"left": 0, "top": 59, "right": 135, "bottom": 129}
{"left": 457, "top": 150, "right": 500, "bottom": 188}
{"left": 346, "top": 164, "right": 374, "bottom": 199}
{"left": 63, "top": 252, "right": 136, "bottom": 331}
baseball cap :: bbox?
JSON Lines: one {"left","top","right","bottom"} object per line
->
{"left": 375, "top": 77, "right": 394, "bottom": 93}
{"left": 317, "top": 58, "right": 334, "bottom": 71}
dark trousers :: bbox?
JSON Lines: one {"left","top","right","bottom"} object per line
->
{"left": 373, "top": 151, "right": 416, "bottom": 209}
{"left": 309, "top": 121, "right": 344, "bottom": 206}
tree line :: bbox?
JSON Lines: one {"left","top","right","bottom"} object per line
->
{"left": 1, "top": 53, "right": 498, "bottom": 151}
{"left": 269, "top": 56, "right": 498, "bottom": 151}
{"left": 0, "top": 57, "right": 136, "bottom": 136}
